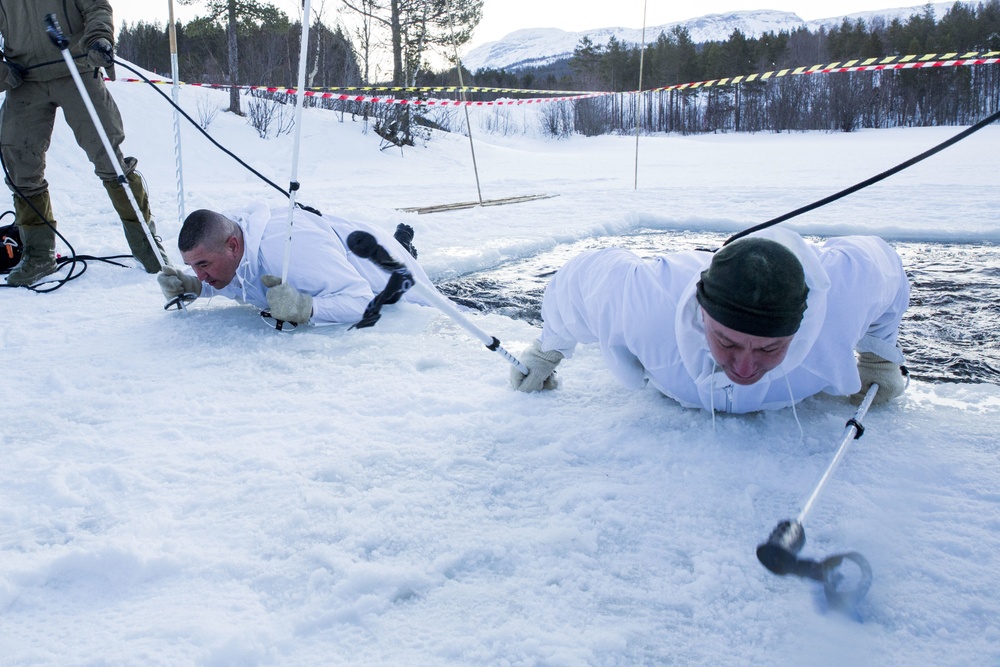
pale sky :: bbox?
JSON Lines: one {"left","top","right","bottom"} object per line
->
{"left": 112, "top": 0, "right": 899, "bottom": 52}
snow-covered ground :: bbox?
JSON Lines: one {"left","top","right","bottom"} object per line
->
{"left": 2, "top": 72, "right": 999, "bottom": 666}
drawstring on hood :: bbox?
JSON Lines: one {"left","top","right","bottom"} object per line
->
{"left": 782, "top": 368, "right": 804, "bottom": 441}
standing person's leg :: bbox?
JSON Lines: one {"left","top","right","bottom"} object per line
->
{"left": 1, "top": 83, "right": 59, "bottom": 285}
{"left": 56, "top": 74, "right": 169, "bottom": 272}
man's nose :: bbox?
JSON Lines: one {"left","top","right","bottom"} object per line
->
{"left": 732, "top": 349, "right": 757, "bottom": 376}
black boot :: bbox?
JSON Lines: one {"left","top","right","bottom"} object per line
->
{"left": 7, "top": 192, "right": 58, "bottom": 287}
{"left": 393, "top": 223, "right": 418, "bottom": 259}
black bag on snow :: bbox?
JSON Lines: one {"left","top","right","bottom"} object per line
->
{"left": 1, "top": 220, "right": 22, "bottom": 274}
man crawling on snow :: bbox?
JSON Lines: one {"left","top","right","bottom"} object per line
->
{"left": 157, "top": 202, "right": 425, "bottom": 327}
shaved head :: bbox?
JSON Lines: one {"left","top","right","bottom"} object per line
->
{"left": 178, "top": 209, "right": 244, "bottom": 289}
{"left": 178, "top": 209, "right": 238, "bottom": 253}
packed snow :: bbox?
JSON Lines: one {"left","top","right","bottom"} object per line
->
{"left": 2, "top": 68, "right": 999, "bottom": 666}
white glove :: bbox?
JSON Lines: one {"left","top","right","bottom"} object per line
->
{"left": 262, "top": 274, "right": 313, "bottom": 324}
{"left": 851, "top": 350, "right": 908, "bottom": 405}
{"left": 510, "top": 340, "right": 563, "bottom": 392}
{"left": 157, "top": 266, "right": 202, "bottom": 300}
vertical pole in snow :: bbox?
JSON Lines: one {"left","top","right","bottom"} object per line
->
{"left": 279, "top": 0, "right": 313, "bottom": 284}
{"left": 633, "top": 0, "right": 648, "bottom": 190}
{"left": 168, "top": 0, "right": 186, "bottom": 223}
{"left": 448, "top": 4, "right": 483, "bottom": 205}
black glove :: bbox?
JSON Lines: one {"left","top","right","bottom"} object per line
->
{"left": 350, "top": 268, "right": 414, "bottom": 329}
{"left": 87, "top": 38, "right": 114, "bottom": 69}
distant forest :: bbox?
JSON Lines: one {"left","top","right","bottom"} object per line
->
{"left": 456, "top": 1, "right": 1000, "bottom": 134}
{"left": 117, "top": 17, "right": 361, "bottom": 90}
{"left": 117, "top": 1, "right": 1000, "bottom": 136}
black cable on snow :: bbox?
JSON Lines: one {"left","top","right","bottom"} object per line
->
{"left": 725, "top": 106, "right": 1000, "bottom": 246}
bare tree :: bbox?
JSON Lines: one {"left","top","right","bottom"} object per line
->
{"left": 348, "top": 0, "right": 378, "bottom": 84}
{"left": 341, "top": 0, "right": 482, "bottom": 86}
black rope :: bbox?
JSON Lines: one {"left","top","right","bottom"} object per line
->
{"left": 113, "top": 59, "right": 294, "bottom": 202}
{"left": 724, "top": 107, "right": 1000, "bottom": 246}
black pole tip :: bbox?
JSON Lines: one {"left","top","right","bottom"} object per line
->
{"left": 347, "top": 230, "right": 377, "bottom": 259}
{"left": 756, "top": 542, "right": 799, "bottom": 576}
{"left": 757, "top": 519, "right": 807, "bottom": 576}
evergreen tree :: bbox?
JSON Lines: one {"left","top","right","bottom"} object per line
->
{"left": 178, "top": 0, "right": 287, "bottom": 114}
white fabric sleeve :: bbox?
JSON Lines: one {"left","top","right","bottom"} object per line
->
{"left": 257, "top": 217, "right": 375, "bottom": 326}
{"left": 539, "top": 249, "right": 640, "bottom": 355}
{"left": 822, "top": 236, "right": 909, "bottom": 364}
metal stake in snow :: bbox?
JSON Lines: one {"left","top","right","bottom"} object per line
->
{"left": 756, "top": 383, "right": 879, "bottom": 610}
{"left": 347, "top": 230, "right": 529, "bottom": 375}
{"left": 633, "top": 0, "right": 648, "bottom": 191}
{"left": 44, "top": 14, "right": 168, "bottom": 271}
{"left": 168, "top": 0, "right": 186, "bottom": 223}
{"left": 447, "top": 2, "right": 483, "bottom": 206}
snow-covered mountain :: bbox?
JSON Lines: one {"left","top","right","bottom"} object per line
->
{"left": 463, "top": 2, "right": 974, "bottom": 72}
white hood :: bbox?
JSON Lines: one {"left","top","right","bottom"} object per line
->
{"left": 674, "top": 227, "right": 832, "bottom": 410}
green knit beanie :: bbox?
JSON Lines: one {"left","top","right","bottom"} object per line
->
{"left": 696, "top": 237, "right": 809, "bottom": 337}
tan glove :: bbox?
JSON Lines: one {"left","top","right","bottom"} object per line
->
{"left": 262, "top": 274, "right": 313, "bottom": 324}
{"left": 157, "top": 266, "right": 202, "bottom": 301}
{"left": 510, "top": 340, "right": 563, "bottom": 392}
{"left": 851, "top": 351, "right": 908, "bottom": 405}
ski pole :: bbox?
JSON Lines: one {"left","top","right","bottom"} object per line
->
{"left": 756, "top": 383, "right": 879, "bottom": 609}
{"left": 43, "top": 14, "right": 168, "bottom": 272}
{"left": 411, "top": 281, "right": 529, "bottom": 374}
{"left": 278, "top": 0, "right": 312, "bottom": 286}
{"left": 347, "top": 230, "right": 529, "bottom": 374}
{"left": 799, "top": 382, "right": 879, "bottom": 525}
{"left": 263, "top": 0, "right": 312, "bottom": 332}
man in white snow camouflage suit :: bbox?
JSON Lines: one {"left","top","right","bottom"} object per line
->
{"left": 158, "top": 203, "right": 426, "bottom": 327}
{"left": 510, "top": 229, "right": 910, "bottom": 413}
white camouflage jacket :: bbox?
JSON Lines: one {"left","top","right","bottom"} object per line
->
{"left": 537, "top": 228, "right": 910, "bottom": 413}
{"left": 200, "top": 202, "right": 429, "bottom": 325}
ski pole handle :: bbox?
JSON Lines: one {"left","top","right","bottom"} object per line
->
{"left": 44, "top": 14, "right": 70, "bottom": 49}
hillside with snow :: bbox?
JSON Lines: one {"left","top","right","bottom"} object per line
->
{"left": 463, "top": 2, "right": 975, "bottom": 72}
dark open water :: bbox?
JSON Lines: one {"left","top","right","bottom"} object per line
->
{"left": 436, "top": 231, "right": 1000, "bottom": 385}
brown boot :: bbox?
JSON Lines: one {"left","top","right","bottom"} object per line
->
{"left": 103, "top": 171, "right": 171, "bottom": 273}
{"left": 6, "top": 192, "right": 58, "bottom": 287}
